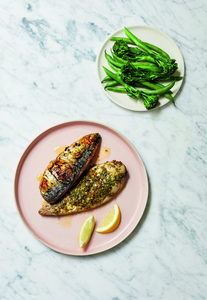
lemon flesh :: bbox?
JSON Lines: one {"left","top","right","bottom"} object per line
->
{"left": 96, "top": 203, "right": 121, "bottom": 233}
{"left": 79, "top": 215, "right": 95, "bottom": 248}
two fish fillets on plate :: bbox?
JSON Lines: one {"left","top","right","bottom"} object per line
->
{"left": 39, "top": 133, "right": 127, "bottom": 216}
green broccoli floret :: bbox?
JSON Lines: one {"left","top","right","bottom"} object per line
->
{"left": 141, "top": 93, "right": 159, "bottom": 110}
{"left": 121, "top": 62, "right": 161, "bottom": 83}
{"left": 113, "top": 40, "right": 143, "bottom": 60}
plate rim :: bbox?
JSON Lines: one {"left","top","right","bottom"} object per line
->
{"left": 96, "top": 25, "right": 185, "bottom": 112}
{"left": 14, "top": 120, "right": 149, "bottom": 256}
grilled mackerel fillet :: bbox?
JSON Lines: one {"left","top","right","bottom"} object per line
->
{"left": 39, "top": 160, "right": 127, "bottom": 216}
{"left": 39, "top": 133, "right": 101, "bottom": 203}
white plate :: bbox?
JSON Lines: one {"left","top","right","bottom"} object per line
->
{"left": 96, "top": 25, "right": 185, "bottom": 111}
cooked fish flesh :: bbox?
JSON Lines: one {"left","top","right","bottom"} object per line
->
{"left": 39, "top": 160, "right": 127, "bottom": 216}
{"left": 39, "top": 133, "right": 101, "bottom": 203}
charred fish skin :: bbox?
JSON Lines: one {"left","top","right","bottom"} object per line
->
{"left": 39, "top": 160, "right": 127, "bottom": 216}
{"left": 39, "top": 133, "right": 101, "bottom": 203}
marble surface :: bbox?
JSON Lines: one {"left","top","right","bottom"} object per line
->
{"left": 1, "top": 0, "right": 207, "bottom": 299}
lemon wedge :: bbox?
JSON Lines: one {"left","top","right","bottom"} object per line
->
{"left": 79, "top": 215, "right": 95, "bottom": 248}
{"left": 95, "top": 203, "right": 121, "bottom": 233}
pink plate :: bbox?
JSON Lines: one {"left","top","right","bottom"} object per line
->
{"left": 14, "top": 121, "right": 148, "bottom": 255}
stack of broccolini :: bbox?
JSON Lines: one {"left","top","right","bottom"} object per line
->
{"left": 101, "top": 27, "right": 183, "bottom": 110}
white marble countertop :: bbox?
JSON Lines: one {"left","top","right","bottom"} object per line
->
{"left": 1, "top": 0, "right": 207, "bottom": 299}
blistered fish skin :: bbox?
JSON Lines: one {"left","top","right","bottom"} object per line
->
{"left": 39, "top": 133, "right": 101, "bottom": 203}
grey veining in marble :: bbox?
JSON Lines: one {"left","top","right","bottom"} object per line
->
{"left": 1, "top": 0, "right": 207, "bottom": 299}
